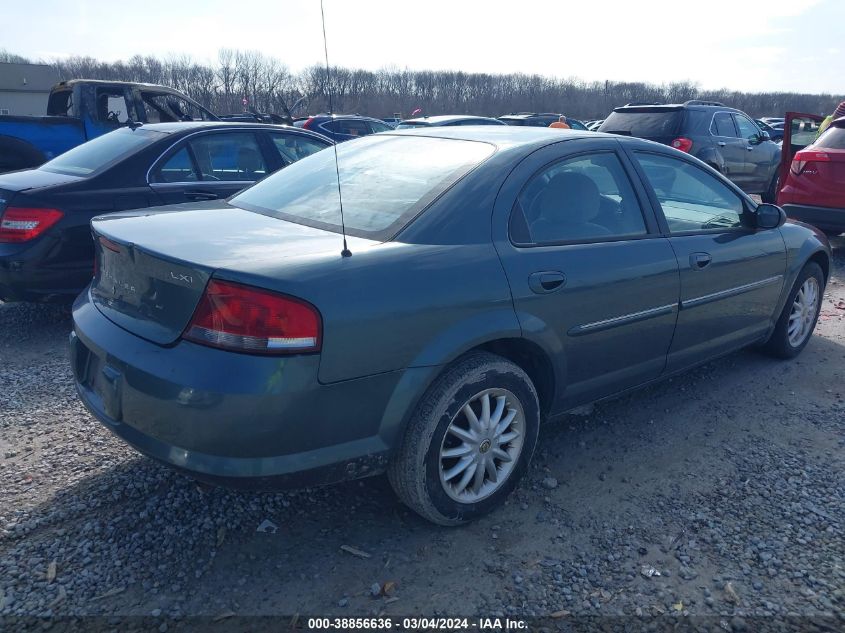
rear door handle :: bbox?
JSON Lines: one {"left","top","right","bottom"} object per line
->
{"left": 185, "top": 190, "right": 218, "bottom": 201}
{"left": 717, "top": 141, "right": 726, "bottom": 147}
{"left": 528, "top": 271, "right": 566, "bottom": 294}
{"left": 690, "top": 252, "right": 712, "bottom": 270}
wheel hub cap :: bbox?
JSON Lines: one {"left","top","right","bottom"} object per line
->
{"left": 438, "top": 388, "right": 526, "bottom": 503}
{"left": 787, "top": 277, "right": 819, "bottom": 348}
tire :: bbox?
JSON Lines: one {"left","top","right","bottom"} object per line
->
{"left": 388, "top": 351, "right": 540, "bottom": 526}
{"left": 761, "top": 171, "right": 779, "bottom": 203}
{"left": 762, "top": 262, "right": 824, "bottom": 359}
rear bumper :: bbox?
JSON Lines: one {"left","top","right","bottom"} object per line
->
{"left": 0, "top": 237, "right": 91, "bottom": 303}
{"left": 782, "top": 203, "right": 845, "bottom": 234}
{"left": 71, "top": 291, "right": 430, "bottom": 489}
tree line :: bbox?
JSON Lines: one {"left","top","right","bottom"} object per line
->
{"left": 3, "top": 48, "right": 843, "bottom": 120}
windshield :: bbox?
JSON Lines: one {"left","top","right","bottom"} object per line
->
{"left": 231, "top": 134, "right": 494, "bottom": 240}
{"left": 40, "top": 128, "right": 164, "bottom": 176}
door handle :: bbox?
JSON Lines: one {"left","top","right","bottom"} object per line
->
{"left": 746, "top": 146, "right": 754, "bottom": 151}
{"left": 717, "top": 141, "right": 726, "bottom": 147}
{"left": 689, "top": 252, "right": 712, "bottom": 270}
{"left": 528, "top": 271, "right": 566, "bottom": 294}
{"left": 185, "top": 190, "right": 218, "bottom": 201}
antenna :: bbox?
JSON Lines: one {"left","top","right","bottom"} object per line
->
{"left": 320, "top": 0, "right": 352, "bottom": 258}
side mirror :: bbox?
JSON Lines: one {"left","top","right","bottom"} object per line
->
{"left": 760, "top": 131, "right": 771, "bottom": 142}
{"left": 756, "top": 203, "right": 786, "bottom": 230}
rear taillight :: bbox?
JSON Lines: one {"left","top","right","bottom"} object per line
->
{"left": 671, "top": 137, "right": 693, "bottom": 153}
{"left": 302, "top": 117, "right": 315, "bottom": 130}
{"left": 0, "top": 207, "right": 63, "bottom": 243}
{"left": 183, "top": 279, "right": 321, "bottom": 354}
{"left": 790, "top": 150, "right": 831, "bottom": 175}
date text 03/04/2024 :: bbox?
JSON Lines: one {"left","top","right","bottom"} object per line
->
{"left": 306, "top": 617, "right": 528, "bottom": 630}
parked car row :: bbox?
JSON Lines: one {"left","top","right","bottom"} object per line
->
{"left": 0, "top": 122, "right": 331, "bottom": 302}
{"left": 0, "top": 88, "right": 836, "bottom": 524}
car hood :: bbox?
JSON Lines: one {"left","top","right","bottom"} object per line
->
{"left": 0, "top": 168, "right": 84, "bottom": 192}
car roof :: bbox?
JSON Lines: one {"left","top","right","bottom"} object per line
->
{"left": 401, "top": 115, "right": 502, "bottom": 125}
{"left": 383, "top": 125, "right": 622, "bottom": 150}
{"left": 132, "top": 121, "right": 323, "bottom": 135}
{"left": 612, "top": 102, "right": 744, "bottom": 114}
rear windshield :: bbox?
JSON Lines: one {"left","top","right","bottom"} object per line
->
{"left": 816, "top": 124, "right": 845, "bottom": 150}
{"left": 40, "top": 128, "right": 164, "bottom": 176}
{"left": 599, "top": 110, "right": 683, "bottom": 137}
{"left": 230, "top": 135, "right": 494, "bottom": 241}
{"left": 395, "top": 121, "right": 430, "bottom": 129}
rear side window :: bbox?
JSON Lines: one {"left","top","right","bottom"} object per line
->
{"left": 154, "top": 147, "right": 198, "bottom": 183}
{"left": 95, "top": 88, "right": 131, "bottom": 125}
{"left": 40, "top": 128, "right": 162, "bottom": 176}
{"left": 322, "top": 119, "right": 371, "bottom": 137}
{"left": 815, "top": 125, "right": 845, "bottom": 150}
{"left": 190, "top": 133, "right": 267, "bottom": 181}
{"left": 635, "top": 152, "right": 744, "bottom": 232}
{"left": 230, "top": 135, "right": 494, "bottom": 240}
{"left": 511, "top": 152, "right": 648, "bottom": 245}
{"left": 270, "top": 133, "right": 329, "bottom": 165}
{"left": 711, "top": 113, "right": 738, "bottom": 137}
{"left": 599, "top": 110, "right": 683, "bottom": 137}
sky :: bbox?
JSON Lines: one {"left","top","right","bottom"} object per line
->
{"left": 3, "top": 0, "right": 843, "bottom": 94}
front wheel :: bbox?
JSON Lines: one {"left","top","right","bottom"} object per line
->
{"left": 762, "top": 262, "right": 824, "bottom": 358}
{"left": 388, "top": 352, "right": 540, "bottom": 525}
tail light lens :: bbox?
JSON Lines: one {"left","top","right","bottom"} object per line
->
{"left": 302, "top": 116, "right": 315, "bottom": 130}
{"left": 790, "top": 150, "right": 830, "bottom": 175}
{"left": 183, "top": 279, "right": 321, "bottom": 354}
{"left": 671, "top": 137, "right": 693, "bottom": 153}
{"left": 0, "top": 207, "right": 64, "bottom": 243}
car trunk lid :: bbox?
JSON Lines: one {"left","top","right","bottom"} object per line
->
{"left": 90, "top": 203, "right": 374, "bottom": 345}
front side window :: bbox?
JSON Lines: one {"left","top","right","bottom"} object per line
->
{"left": 510, "top": 152, "right": 648, "bottom": 245}
{"left": 712, "top": 112, "right": 738, "bottom": 138}
{"left": 635, "top": 152, "right": 744, "bottom": 232}
{"left": 735, "top": 115, "right": 761, "bottom": 141}
{"left": 189, "top": 133, "right": 267, "bottom": 181}
{"left": 270, "top": 133, "right": 329, "bottom": 165}
{"left": 231, "top": 135, "right": 494, "bottom": 240}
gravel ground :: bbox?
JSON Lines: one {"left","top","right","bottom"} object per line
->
{"left": 1, "top": 237, "right": 844, "bottom": 629}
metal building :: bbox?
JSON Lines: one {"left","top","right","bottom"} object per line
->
{"left": 0, "top": 62, "right": 59, "bottom": 116}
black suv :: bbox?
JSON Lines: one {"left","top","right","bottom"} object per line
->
{"left": 598, "top": 101, "right": 782, "bottom": 201}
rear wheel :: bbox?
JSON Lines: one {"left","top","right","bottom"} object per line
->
{"left": 388, "top": 352, "right": 540, "bottom": 525}
{"left": 763, "top": 262, "right": 824, "bottom": 358}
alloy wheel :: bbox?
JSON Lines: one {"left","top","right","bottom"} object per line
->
{"left": 438, "top": 388, "right": 525, "bottom": 503}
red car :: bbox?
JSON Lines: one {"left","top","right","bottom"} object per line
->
{"left": 777, "top": 112, "right": 845, "bottom": 236}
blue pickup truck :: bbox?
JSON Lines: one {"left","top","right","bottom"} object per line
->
{"left": 0, "top": 79, "right": 218, "bottom": 172}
